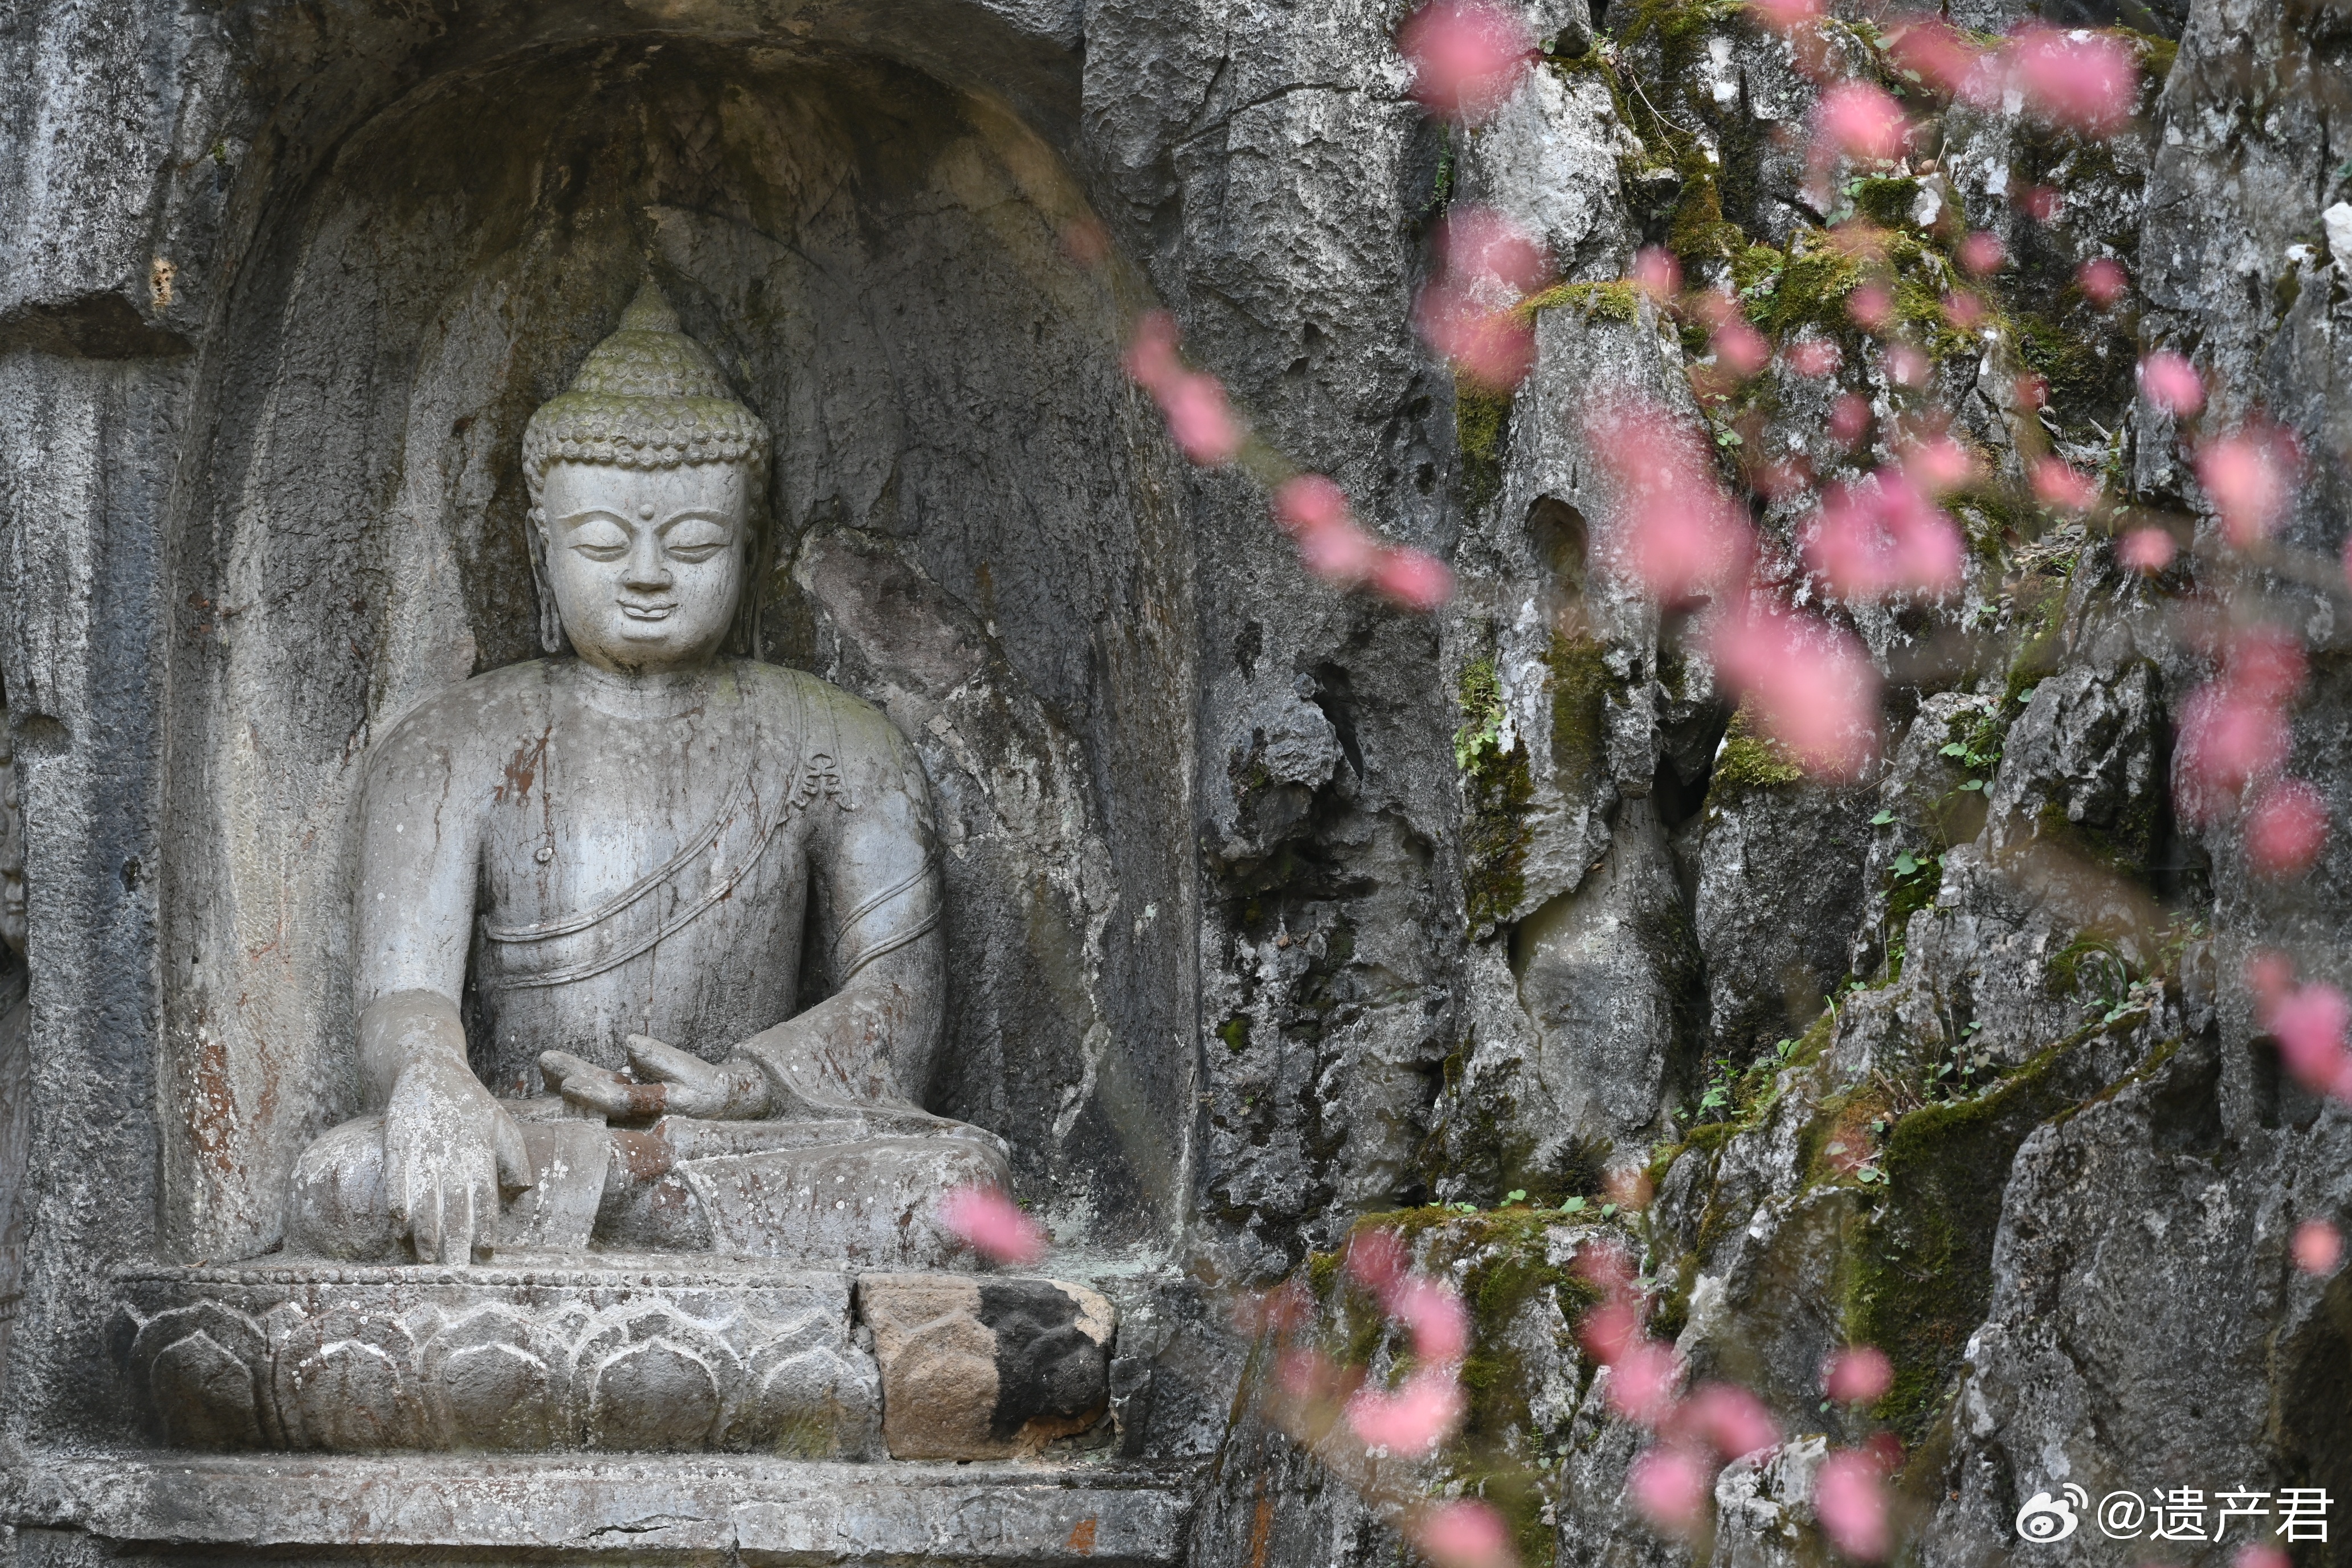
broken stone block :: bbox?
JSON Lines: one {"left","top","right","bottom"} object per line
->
{"left": 858, "top": 1273, "right": 1115, "bottom": 1459}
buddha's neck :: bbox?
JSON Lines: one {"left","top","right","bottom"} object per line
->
{"left": 565, "top": 656, "right": 722, "bottom": 719}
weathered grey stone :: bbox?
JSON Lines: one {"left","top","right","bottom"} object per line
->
{"left": 860, "top": 1273, "right": 1116, "bottom": 1459}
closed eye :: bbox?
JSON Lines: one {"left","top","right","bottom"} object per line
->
{"left": 560, "top": 514, "right": 631, "bottom": 561}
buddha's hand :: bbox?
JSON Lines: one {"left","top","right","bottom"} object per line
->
{"left": 540, "top": 1035, "right": 771, "bottom": 1122}
{"left": 382, "top": 1050, "right": 530, "bottom": 1265}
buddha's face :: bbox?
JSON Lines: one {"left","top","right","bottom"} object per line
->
{"left": 537, "top": 460, "right": 748, "bottom": 674}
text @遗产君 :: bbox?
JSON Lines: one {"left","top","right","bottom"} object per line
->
{"left": 2013, "top": 1481, "right": 2331, "bottom": 1544}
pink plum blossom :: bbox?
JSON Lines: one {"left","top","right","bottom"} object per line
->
{"left": 1884, "top": 344, "right": 1930, "bottom": 387}
{"left": 2265, "top": 982, "right": 2352, "bottom": 1101}
{"left": 2138, "top": 351, "right": 2204, "bottom": 416}
{"left": 1391, "top": 1275, "right": 1473, "bottom": 1362}
{"left": 1681, "top": 1382, "right": 1779, "bottom": 1459}
{"left": 1824, "top": 1345, "right": 1894, "bottom": 1404}
{"left": 1747, "top": 0, "right": 1822, "bottom": 33}
{"left": 1579, "top": 1299, "right": 1643, "bottom": 1366}
{"left": 1942, "top": 292, "right": 1987, "bottom": 330}
{"left": 1713, "top": 318, "right": 1771, "bottom": 379}
{"left": 1886, "top": 16, "right": 1992, "bottom": 102}
{"left": 1397, "top": 0, "right": 1534, "bottom": 122}
{"left": 1957, "top": 230, "right": 2006, "bottom": 276}
{"left": 2077, "top": 256, "right": 2129, "bottom": 307}
{"left": 1586, "top": 398, "right": 1755, "bottom": 602}
{"left": 1815, "top": 1450, "right": 1892, "bottom": 1561}
{"left": 1631, "top": 245, "right": 1683, "bottom": 302}
{"left": 2020, "top": 185, "right": 2064, "bottom": 223}
{"left": 1704, "top": 598, "right": 1881, "bottom": 778}
{"left": 1345, "top": 1369, "right": 1466, "bottom": 1455}
{"left": 938, "top": 1185, "right": 1047, "bottom": 1265}
{"left": 1435, "top": 205, "right": 1551, "bottom": 295}
{"left": 1344, "top": 1226, "right": 1408, "bottom": 1293}
{"left": 1900, "top": 431, "right": 1978, "bottom": 494}
{"left": 1805, "top": 469, "right": 1964, "bottom": 599}
{"left": 1373, "top": 546, "right": 1456, "bottom": 610}
{"left": 1415, "top": 280, "right": 1537, "bottom": 391}
{"left": 1847, "top": 283, "right": 1893, "bottom": 332}
{"left": 2010, "top": 26, "right": 2139, "bottom": 136}
{"left": 2030, "top": 458, "right": 2100, "bottom": 512}
{"left": 1124, "top": 311, "right": 1182, "bottom": 393}
{"left": 1060, "top": 219, "right": 1112, "bottom": 268}
{"left": 2198, "top": 429, "right": 2297, "bottom": 546}
{"left": 1159, "top": 372, "right": 1243, "bottom": 465}
{"left": 2294, "top": 1219, "right": 2344, "bottom": 1276}
{"left": 1830, "top": 394, "right": 1873, "bottom": 445}
{"left": 1815, "top": 81, "right": 1909, "bottom": 163}
{"left": 1275, "top": 476, "right": 1379, "bottom": 586}
{"left": 2117, "top": 527, "right": 2176, "bottom": 573}
{"left": 1786, "top": 336, "right": 1841, "bottom": 377}
{"left": 1606, "top": 1341, "right": 1683, "bottom": 1427}
{"left": 2247, "top": 778, "right": 2329, "bottom": 877}
{"left": 1276, "top": 1348, "right": 1344, "bottom": 1402}
{"left": 1629, "top": 1446, "right": 1712, "bottom": 1532}
{"left": 1415, "top": 1500, "right": 1516, "bottom": 1568}
{"left": 2236, "top": 1547, "right": 2293, "bottom": 1568}
{"left": 2174, "top": 683, "right": 2290, "bottom": 823}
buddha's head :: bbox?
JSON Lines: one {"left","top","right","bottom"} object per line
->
{"left": 522, "top": 283, "right": 770, "bottom": 674}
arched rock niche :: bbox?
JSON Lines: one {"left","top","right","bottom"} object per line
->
{"left": 161, "top": 35, "right": 1197, "bottom": 1264}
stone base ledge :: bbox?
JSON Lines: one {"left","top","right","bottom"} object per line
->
{"left": 5, "top": 1452, "right": 1194, "bottom": 1565}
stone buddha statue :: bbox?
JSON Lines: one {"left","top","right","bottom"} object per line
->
{"left": 284, "top": 284, "right": 1009, "bottom": 1268}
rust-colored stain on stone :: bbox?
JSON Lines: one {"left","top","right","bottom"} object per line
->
{"left": 1065, "top": 1517, "right": 1098, "bottom": 1554}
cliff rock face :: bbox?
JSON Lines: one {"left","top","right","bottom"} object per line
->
{"left": 0, "top": 0, "right": 2346, "bottom": 1563}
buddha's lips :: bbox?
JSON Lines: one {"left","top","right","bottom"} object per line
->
{"left": 619, "top": 603, "right": 677, "bottom": 621}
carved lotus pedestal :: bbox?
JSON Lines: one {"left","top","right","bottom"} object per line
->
{"left": 112, "top": 1257, "right": 1117, "bottom": 1461}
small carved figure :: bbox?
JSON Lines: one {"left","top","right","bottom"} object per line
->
{"left": 283, "top": 285, "right": 1008, "bottom": 1265}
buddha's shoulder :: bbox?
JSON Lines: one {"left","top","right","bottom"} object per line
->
{"left": 725, "top": 661, "right": 893, "bottom": 735}
{"left": 379, "top": 661, "right": 558, "bottom": 738}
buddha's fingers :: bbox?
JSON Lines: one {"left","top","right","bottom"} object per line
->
{"left": 493, "top": 1110, "right": 531, "bottom": 1196}
{"left": 622, "top": 1035, "right": 703, "bottom": 1083}
{"left": 540, "top": 1050, "right": 666, "bottom": 1120}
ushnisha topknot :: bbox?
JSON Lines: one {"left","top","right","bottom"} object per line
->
{"left": 521, "top": 281, "right": 770, "bottom": 494}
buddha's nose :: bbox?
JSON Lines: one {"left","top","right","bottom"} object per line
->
{"left": 622, "top": 533, "right": 672, "bottom": 592}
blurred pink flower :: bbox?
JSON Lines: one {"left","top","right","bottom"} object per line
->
{"left": 1806, "top": 469, "right": 1963, "bottom": 599}
{"left": 1345, "top": 1227, "right": 1408, "bottom": 1293}
{"left": 1277, "top": 1348, "right": 1343, "bottom": 1401}
{"left": 1275, "top": 476, "right": 1381, "bottom": 587}
{"left": 2235, "top": 1547, "right": 2294, "bottom": 1568}
{"left": 1901, "top": 432, "right": 1978, "bottom": 495}
{"left": 2197, "top": 429, "right": 2297, "bottom": 547}
{"left": 1373, "top": 547, "right": 1456, "bottom": 610}
{"left": 2293, "top": 1218, "right": 2343, "bottom": 1276}
{"left": 1886, "top": 15, "right": 1992, "bottom": 101}
{"left": 2138, "top": 351, "right": 2204, "bottom": 416}
{"left": 1436, "top": 205, "right": 1551, "bottom": 295}
{"left": 1398, "top": 0, "right": 1534, "bottom": 122}
{"left": 1416, "top": 279, "right": 1537, "bottom": 391}
{"left": 2265, "top": 982, "right": 2351, "bottom": 1101}
{"left": 1713, "top": 318, "right": 1771, "bottom": 379}
{"left": 1747, "top": 0, "right": 1822, "bottom": 33}
{"left": 2031, "top": 458, "right": 2100, "bottom": 512}
{"left": 1942, "top": 292, "right": 1987, "bottom": 330}
{"left": 2014, "top": 372, "right": 2048, "bottom": 410}
{"left": 2077, "top": 256, "right": 2129, "bottom": 307}
{"left": 1682, "top": 1382, "right": 1779, "bottom": 1460}
{"left": 2174, "top": 683, "right": 2290, "bottom": 823}
{"left": 1391, "top": 1275, "right": 1472, "bottom": 1363}
{"left": 1060, "top": 219, "right": 1112, "bottom": 268}
{"left": 938, "top": 1185, "right": 1047, "bottom": 1265}
{"left": 1579, "top": 1298, "right": 1643, "bottom": 1366}
{"left": 1830, "top": 393, "right": 1872, "bottom": 446}
{"left": 2116, "top": 527, "right": 2175, "bottom": 573}
{"left": 1346, "top": 1368, "right": 1466, "bottom": 1456}
{"left": 2247, "top": 778, "right": 2329, "bottom": 877}
{"left": 1815, "top": 1450, "right": 1892, "bottom": 1561}
{"left": 1577, "top": 1240, "right": 1639, "bottom": 1297}
{"left": 1957, "top": 230, "right": 2007, "bottom": 276}
{"left": 2247, "top": 950, "right": 2296, "bottom": 1012}
{"left": 2011, "top": 25, "right": 2139, "bottom": 136}
{"left": 1823, "top": 1345, "right": 1894, "bottom": 1404}
{"left": 1159, "top": 372, "right": 1244, "bottom": 465}
{"left": 1847, "top": 284, "right": 1893, "bottom": 332}
{"left": 1607, "top": 1341, "right": 1683, "bottom": 1427}
{"left": 1415, "top": 1500, "right": 1516, "bottom": 1568}
{"left": 1632, "top": 245, "right": 1683, "bottom": 302}
{"left": 1587, "top": 398, "right": 1755, "bottom": 602}
{"left": 1815, "top": 81, "right": 1909, "bottom": 162}
{"left": 1704, "top": 599, "right": 1881, "bottom": 778}
{"left": 1786, "top": 336, "right": 1841, "bottom": 377}
{"left": 1124, "top": 311, "right": 1183, "bottom": 393}
{"left": 2020, "top": 185, "right": 2064, "bottom": 223}
{"left": 1884, "top": 344, "right": 1930, "bottom": 387}
{"left": 2227, "top": 627, "right": 2306, "bottom": 704}
{"left": 1629, "top": 1446, "right": 1713, "bottom": 1532}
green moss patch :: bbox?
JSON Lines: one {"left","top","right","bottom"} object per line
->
{"left": 1458, "top": 387, "right": 1513, "bottom": 514}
